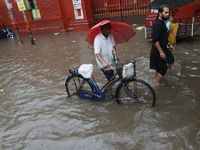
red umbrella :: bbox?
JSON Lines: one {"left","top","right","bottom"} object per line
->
{"left": 85, "top": 20, "right": 136, "bottom": 45}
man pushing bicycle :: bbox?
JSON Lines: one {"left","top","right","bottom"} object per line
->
{"left": 93, "top": 21, "right": 119, "bottom": 91}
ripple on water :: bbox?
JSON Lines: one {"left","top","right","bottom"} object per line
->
{"left": 0, "top": 32, "right": 200, "bottom": 150}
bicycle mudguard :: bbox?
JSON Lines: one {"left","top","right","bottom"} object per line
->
{"left": 65, "top": 74, "right": 73, "bottom": 81}
{"left": 79, "top": 91, "right": 106, "bottom": 101}
{"left": 65, "top": 75, "right": 100, "bottom": 91}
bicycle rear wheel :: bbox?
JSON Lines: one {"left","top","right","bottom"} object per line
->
{"left": 115, "top": 79, "right": 156, "bottom": 106}
{"left": 65, "top": 75, "right": 93, "bottom": 97}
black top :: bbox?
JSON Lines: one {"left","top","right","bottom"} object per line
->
{"left": 151, "top": 19, "right": 169, "bottom": 52}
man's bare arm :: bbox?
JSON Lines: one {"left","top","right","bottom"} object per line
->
{"left": 154, "top": 41, "right": 166, "bottom": 60}
{"left": 95, "top": 53, "right": 110, "bottom": 69}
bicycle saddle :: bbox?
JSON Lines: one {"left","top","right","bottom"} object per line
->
{"left": 69, "top": 69, "right": 79, "bottom": 76}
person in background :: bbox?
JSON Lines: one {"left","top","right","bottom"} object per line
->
{"left": 150, "top": 4, "right": 174, "bottom": 84}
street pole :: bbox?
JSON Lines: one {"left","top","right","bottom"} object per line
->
{"left": 119, "top": 0, "right": 124, "bottom": 22}
{"left": 4, "top": 0, "right": 23, "bottom": 44}
{"left": 21, "top": 10, "right": 35, "bottom": 45}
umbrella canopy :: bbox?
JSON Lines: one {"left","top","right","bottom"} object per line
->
{"left": 148, "top": 0, "right": 194, "bottom": 9}
{"left": 85, "top": 20, "right": 136, "bottom": 45}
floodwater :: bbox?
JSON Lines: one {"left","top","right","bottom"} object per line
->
{"left": 0, "top": 27, "right": 199, "bottom": 150}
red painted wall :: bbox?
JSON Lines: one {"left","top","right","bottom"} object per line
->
{"left": 82, "top": 0, "right": 94, "bottom": 21}
{"left": 0, "top": 0, "right": 65, "bottom": 35}
{"left": 58, "top": 0, "right": 74, "bottom": 31}
{"left": 0, "top": 0, "right": 95, "bottom": 34}
{"left": 72, "top": 0, "right": 95, "bottom": 31}
{"left": 0, "top": 1, "right": 11, "bottom": 29}
{"left": 173, "top": 0, "right": 200, "bottom": 19}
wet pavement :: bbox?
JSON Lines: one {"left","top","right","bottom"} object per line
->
{"left": 0, "top": 27, "right": 200, "bottom": 150}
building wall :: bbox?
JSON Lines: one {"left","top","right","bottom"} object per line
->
{"left": 0, "top": 0, "right": 65, "bottom": 34}
{"left": 0, "top": 1, "right": 10, "bottom": 28}
{"left": 0, "top": 0, "right": 95, "bottom": 34}
{"left": 172, "top": 0, "right": 200, "bottom": 19}
{"left": 58, "top": 0, "right": 74, "bottom": 31}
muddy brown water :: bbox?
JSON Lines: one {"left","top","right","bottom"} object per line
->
{"left": 0, "top": 27, "right": 200, "bottom": 150}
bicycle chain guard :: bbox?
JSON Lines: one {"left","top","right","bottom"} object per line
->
{"left": 79, "top": 91, "right": 106, "bottom": 101}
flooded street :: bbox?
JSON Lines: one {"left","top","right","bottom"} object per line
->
{"left": 0, "top": 27, "right": 200, "bottom": 150}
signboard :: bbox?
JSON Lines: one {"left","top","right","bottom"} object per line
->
{"left": 31, "top": 8, "right": 41, "bottom": 20}
{"left": 16, "top": 0, "right": 26, "bottom": 11}
{"left": 74, "top": 3, "right": 82, "bottom": 10}
{"left": 72, "top": 0, "right": 84, "bottom": 19}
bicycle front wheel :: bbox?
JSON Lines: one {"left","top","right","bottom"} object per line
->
{"left": 116, "top": 79, "right": 156, "bottom": 106}
{"left": 65, "top": 75, "right": 93, "bottom": 97}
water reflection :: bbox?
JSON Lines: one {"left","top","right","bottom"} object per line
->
{"left": 0, "top": 30, "right": 200, "bottom": 150}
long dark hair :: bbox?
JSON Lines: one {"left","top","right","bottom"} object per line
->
{"left": 156, "top": 4, "right": 169, "bottom": 20}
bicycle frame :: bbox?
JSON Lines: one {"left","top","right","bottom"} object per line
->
{"left": 66, "top": 61, "right": 136, "bottom": 101}
{"left": 66, "top": 71, "right": 122, "bottom": 100}
{"left": 66, "top": 60, "right": 156, "bottom": 106}
{"left": 91, "top": 60, "right": 136, "bottom": 93}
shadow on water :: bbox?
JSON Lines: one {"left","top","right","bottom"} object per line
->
{"left": 0, "top": 29, "right": 200, "bottom": 150}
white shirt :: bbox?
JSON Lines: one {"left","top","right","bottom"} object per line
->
{"left": 94, "top": 33, "right": 116, "bottom": 69}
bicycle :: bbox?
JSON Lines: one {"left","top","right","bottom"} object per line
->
{"left": 0, "top": 27, "right": 15, "bottom": 39}
{"left": 65, "top": 60, "right": 156, "bottom": 106}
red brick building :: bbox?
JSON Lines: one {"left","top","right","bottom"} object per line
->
{"left": 0, "top": 0, "right": 95, "bottom": 34}
{"left": 0, "top": 0, "right": 199, "bottom": 37}
{"left": 0, "top": 0, "right": 150, "bottom": 35}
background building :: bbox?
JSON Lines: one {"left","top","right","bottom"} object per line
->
{"left": 0, "top": 0, "right": 95, "bottom": 34}
{"left": 0, "top": 0, "right": 199, "bottom": 37}
{"left": 0, "top": 0, "right": 150, "bottom": 35}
